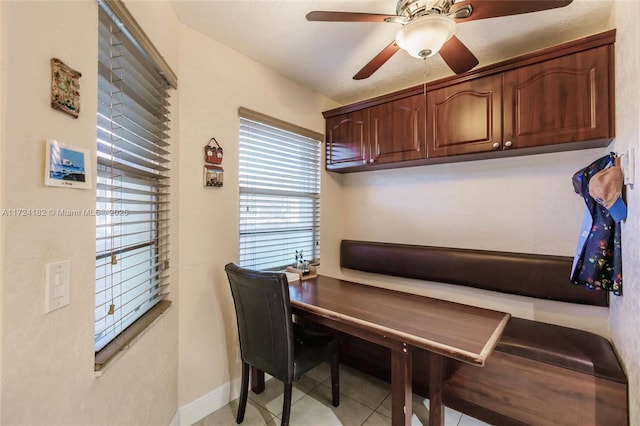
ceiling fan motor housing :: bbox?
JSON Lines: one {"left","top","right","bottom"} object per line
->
{"left": 396, "top": 0, "right": 455, "bottom": 18}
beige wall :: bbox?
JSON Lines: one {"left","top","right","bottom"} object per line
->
{"left": 0, "top": 1, "right": 179, "bottom": 424}
{"left": 175, "top": 26, "right": 339, "bottom": 409}
{"left": 321, "top": 149, "right": 612, "bottom": 335}
{"left": 0, "top": 0, "right": 4, "bottom": 421}
{"left": 610, "top": 0, "right": 640, "bottom": 420}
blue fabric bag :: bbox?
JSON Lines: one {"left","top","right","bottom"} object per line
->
{"left": 571, "top": 153, "right": 623, "bottom": 295}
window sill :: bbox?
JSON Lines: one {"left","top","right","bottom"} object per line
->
{"left": 94, "top": 300, "right": 172, "bottom": 374}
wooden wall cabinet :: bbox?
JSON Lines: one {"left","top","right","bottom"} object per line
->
{"left": 427, "top": 74, "right": 503, "bottom": 158}
{"left": 503, "top": 45, "right": 612, "bottom": 149}
{"left": 325, "top": 110, "right": 368, "bottom": 169}
{"left": 325, "top": 94, "right": 426, "bottom": 171}
{"left": 324, "top": 30, "right": 615, "bottom": 173}
{"left": 428, "top": 45, "right": 612, "bottom": 158}
{"left": 369, "top": 94, "right": 426, "bottom": 165}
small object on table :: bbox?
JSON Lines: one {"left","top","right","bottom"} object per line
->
{"left": 286, "top": 265, "right": 317, "bottom": 281}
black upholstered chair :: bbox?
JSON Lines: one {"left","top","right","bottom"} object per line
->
{"left": 225, "top": 263, "right": 339, "bottom": 426}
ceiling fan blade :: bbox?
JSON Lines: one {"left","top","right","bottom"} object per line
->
{"left": 452, "top": 0, "right": 573, "bottom": 22}
{"left": 353, "top": 41, "right": 400, "bottom": 80}
{"left": 306, "top": 11, "right": 395, "bottom": 23}
{"left": 438, "top": 35, "right": 479, "bottom": 74}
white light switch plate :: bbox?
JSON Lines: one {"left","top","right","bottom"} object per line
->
{"left": 622, "top": 148, "right": 635, "bottom": 186}
{"left": 45, "top": 260, "right": 71, "bottom": 313}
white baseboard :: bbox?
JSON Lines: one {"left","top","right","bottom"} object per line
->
{"left": 173, "top": 373, "right": 276, "bottom": 425}
{"left": 170, "top": 411, "right": 180, "bottom": 426}
{"left": 175, "top": 377, "right": 241, "bottom": 426}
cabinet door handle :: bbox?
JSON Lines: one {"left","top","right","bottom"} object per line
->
{"left": 504, "top": 141, "right": 513, "bottom": 148}
{"left": 369, "top": 158, "right": 375, "bottom": 164}
{"left": 492, "top": 142, "right": 500, "bottom": 149}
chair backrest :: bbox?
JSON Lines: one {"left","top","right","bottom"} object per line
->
{"left": 225, "top": 263, "right": 294, "bottom": 382}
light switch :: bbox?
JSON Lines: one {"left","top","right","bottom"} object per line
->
{"left": 53, "top": 273, "right": 65, "bottom": 298}
{"left": 45, "top": 260, "right": 70, "bottom": 313}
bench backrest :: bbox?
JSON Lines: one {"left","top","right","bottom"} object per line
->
{"left": 340, "top": 240, "right": 608, "bottom": 307}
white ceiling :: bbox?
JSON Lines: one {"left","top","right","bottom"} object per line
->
{"left": 169, "top": 0, "right": 615, "bottom": 105}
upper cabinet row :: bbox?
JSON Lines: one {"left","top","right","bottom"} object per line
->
{"left": 324, "top": 30, "right": 615, "bottom": 173}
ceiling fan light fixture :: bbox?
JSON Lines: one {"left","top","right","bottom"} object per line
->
{"left": 395, "top": 15, "right": 456, "bottom": 59}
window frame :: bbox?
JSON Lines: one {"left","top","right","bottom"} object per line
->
{"left": 94, "top": 0, "right": 176, "bottom": 371}
{"left": 238, "top": 108, "right": 322, "bottom": 271}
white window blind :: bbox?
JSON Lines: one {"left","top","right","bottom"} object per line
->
{"left": 95, "top": 4, "right": 172, "bottom": 355}
{"left": 239, "top": 110, "right": 321, "bottom": 271}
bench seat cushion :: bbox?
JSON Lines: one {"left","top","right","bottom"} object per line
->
{"left": 340, "top": 240, "right": 608, "bottom": 306}
{"left": 499, "top": 317, "right": 626, "bottom": 383}
{"left": 337, "top": 240, "right": 627, "bottom": 425}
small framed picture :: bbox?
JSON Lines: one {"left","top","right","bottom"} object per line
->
{"left": 45, "top": 138, "right": 92, "bottom": 189}
{"left": 204, "top": 165, "right": 224, "bottom": 188}
{"left": 51, "top": 58, "right": 81, "bottom": 118}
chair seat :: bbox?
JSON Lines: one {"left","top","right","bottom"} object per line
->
{"left": 225, "top": 263, "right": 340, "bottom": 426}
{"left": 293, "top": 324, "right": 339, "bottom": 379}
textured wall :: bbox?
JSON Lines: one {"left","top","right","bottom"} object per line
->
{"left": 321, "top": 149, "right": 612, "bottom": 336}
{"left": 610, "top": 1, "right": 640, "bottom": 423}
{"left": 0, "top": 1, "right": 179, "bottom": 424}
{"left": 0, "top": 1, "right": 5, "bottom": 421}
{"left": 176, "top": 26, "right": 339, "bottom": 407}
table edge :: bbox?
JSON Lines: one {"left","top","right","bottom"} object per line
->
{"left": 292, "top": 299, "right": 510, "bottom": 366}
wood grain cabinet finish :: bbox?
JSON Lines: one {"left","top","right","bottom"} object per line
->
{"left": 369, "top": 94, "right": 426, "bottom": 164}
{"left": 324, "top": 30, "right": 615, "bottom": 173}
{"left": 326, "top": 95, "right": 426, "bottom": 170}
{"left": 325, "top": 110, "right": 368, "bottom": 169}
{"left": 428, "top": 46, "right": 612, "bottom": 157}
{"left": 427, "top": 74, "right": 503, "bottom": 158}
{"left": 503, "top": 45, "right": 612, "bottom": 149}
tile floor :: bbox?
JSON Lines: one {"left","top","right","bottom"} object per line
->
{"left": 193, "top": 363, "right": 491, "bottom": 426}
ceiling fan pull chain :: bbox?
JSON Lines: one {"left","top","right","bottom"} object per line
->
{"left": 423, "top": 57, "right": 429, "bottom": 97}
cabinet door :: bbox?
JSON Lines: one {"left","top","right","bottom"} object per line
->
{"left": 503, "top": 46, "right": 612, "bottom": 149}
{"left": 369, "top": 94, "right": 427, "bottom": 164}
{"left": 427, "top": 75, "right": 503, "bottom": 158}
{"left": 325, "top": 110, "right": 368, "bottom": 170}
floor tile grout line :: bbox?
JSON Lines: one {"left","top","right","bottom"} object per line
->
{"left": 227, "top": 374, "right": 484, "bottom": 426}
{"left": 371, "top": 390, "right": 392, "bottom": 419}
{"left": 359, "top": 410, "right": 376, "bottom": 426}
{"left": 192, "top": 361, "right": 492, "bottom": 426}
{"left": 250, "top": 374, "right": 325, "bottom": 418}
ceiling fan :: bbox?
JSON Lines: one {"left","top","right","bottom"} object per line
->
{"left": 306, "top": 0, "right": 574, "bottom": 80}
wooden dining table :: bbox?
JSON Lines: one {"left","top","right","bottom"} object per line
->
{"left": 286, "top": 275, "right": 510, "bottom": 426}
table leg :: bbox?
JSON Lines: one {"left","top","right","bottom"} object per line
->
{"left": 250, "top": 366, "right": 265, "bottom": 394}
{"left": 429, "top": 353, "right": 445, "bottom": 426}
{"left": 390, "top": 344, "right": 413, "bottom": 426}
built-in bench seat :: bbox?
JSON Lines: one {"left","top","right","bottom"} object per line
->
{"left": 334, "top": 240, "right": 628, "bottom": 425}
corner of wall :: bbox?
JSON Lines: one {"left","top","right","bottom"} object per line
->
{"left": 176, "top": 376, "right": 241, "bottom": 425}
{"left": 0, "top": 1, "right": 6, "bottom": 421}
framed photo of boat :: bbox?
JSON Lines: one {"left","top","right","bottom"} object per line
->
{"left": 45, "top": 138, "right": 92, "bottom": 189}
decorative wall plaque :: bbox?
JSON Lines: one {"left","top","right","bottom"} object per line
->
{"left": 51, "top": 58, "right": 81, "bottom": 118}
{"left": 204, "top": 165, "right": 224, "bottom": 188}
